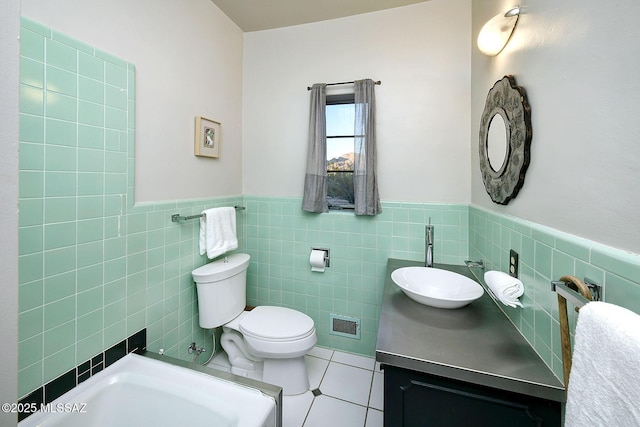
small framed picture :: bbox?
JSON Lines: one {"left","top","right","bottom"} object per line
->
{"left": 195, "top": 116, "right": 221, "bottom": 158}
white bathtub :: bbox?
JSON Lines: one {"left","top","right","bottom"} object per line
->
{"left": 19, "top": 353, "right": 281, "bottom": 427}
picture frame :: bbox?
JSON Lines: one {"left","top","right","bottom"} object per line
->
{"left": 194, "top": 116, "right": 221, "bottom": 158}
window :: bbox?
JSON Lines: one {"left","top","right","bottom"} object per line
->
{"left": 326, "top": 93, "right": 355, "bottom": 210}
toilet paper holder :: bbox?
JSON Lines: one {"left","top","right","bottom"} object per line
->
{"left": 311, "top": 247, "right": 330, "bottom": 268}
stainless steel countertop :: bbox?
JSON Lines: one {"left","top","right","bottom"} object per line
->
{"left": 376, "top": 259, "right": 565, "bottom": 402}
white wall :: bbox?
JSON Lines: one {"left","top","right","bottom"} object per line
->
{"left": 1, "top": 0, "right": 19, "bottom": 421}
{"left": 242, "top": 0, "right": 472, "bottom": 203}
{"left": 471, "top": 0, "right": 640, "bottom": 254}
{"left": 21, "top": 0, "right": 245, "bottom": 202}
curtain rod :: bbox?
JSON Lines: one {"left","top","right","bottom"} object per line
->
{"left": 307, "top": 80, "right": 381, "bottom": 90}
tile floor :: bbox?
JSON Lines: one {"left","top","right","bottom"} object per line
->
{"left": 207, "top": 346, "right": 384, "bottom": 427}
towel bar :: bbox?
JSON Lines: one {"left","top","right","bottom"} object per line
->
{"left": 552, "top": 276, "right": 601, "bottom": 393}
{"left": 171, "top": 205, "right": 245, "bottom": 223}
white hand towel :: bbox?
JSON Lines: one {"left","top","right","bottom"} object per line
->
{"left": 483, "top": 270, "right": 524, "bottom": 308}
{"left": 198, "top": 207, "right": 238, "bottom": 259}
{"left": 565, "top": 302, "right": 640, "bottom": 426}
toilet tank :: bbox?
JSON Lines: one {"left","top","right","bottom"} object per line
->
{"left": 192, "top": 253, "right": 250, "bottom": 328}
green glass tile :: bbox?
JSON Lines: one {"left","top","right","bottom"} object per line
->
{"left": 127, "top": 252, "right": 147, "bottom": 276}
{"left": 77, "top": 196, "right": 104, "bottom": 220}
{"left": 44, "top": 221, "right": 76, "bottom": 250}
{"left": 44, "top": 294, "right": 76, "bottom": 335}
{"left": 77, "top": 148, "right": 105, "bottom": 173}
{"left": 105, "top": 84, "right": 126, "bottom": 109}
{"left": 105, "top": 107, "right": 126, "bottom": 131}
{"left": 44, "top": 271, "right": 75, "bottom": 303}
{"left": 19, "top": 280, "right": 43, "bottom": 313}
{"left": 43, "top": 247, "right": 75, "bottom": 277}
{"left": 104, "top": 258, "right": 126, "bottom": 284}
{"left": 44, "top": 320, "right": 75, "bottom": 354}
{"left": 20, "top": 86, "right": 44, "bottom": 116}
{"left": 44, "top": 197, "right": 76, "bottom": 223}
{"left": 76, "top": 263, "right": 103, "bottom": 292}
{"left": 46, "top": 92, "right": 77, "bottom": 121}
{"left": 105, "top": 173, "right": 126, "bottom": 195}
{"left": 77, "top": 173, "right": 104, "bottom": 197}
{"left": 78, "top": 75, "right": 104, "bottom": 103}
{"left": 19, "top": 334, "right": 43, "bottom": 370}
{"left": 21, "top": 18, "right": 50, "bottom": 37}
{"left": 19, "top": 253, "right": 43, "bottom": 285}
{"left": 77, "top": 241, "right": 103, "bottom": 268}
{"left": 18, "top": 363, "right": 43, "bottom": 399}
{"left": 45, "top": 118, "right": 77, "bottom": 147}
{"left": 103, "top": 320, "right": 126, "bottom": 349}
{"left": 19, "top": 225, "right": 43, "bottom": 255}
{"left": 78, "top": 124, "right": 104, "bottom": 149}
{"left": 77, "top": 309, "right": 103, "bottom": 341}
{"left": 104, "top": 61, "right": 127, "bottom": 88}
{"left": 20, "top": 113, "right": 45, "bottom": 143}
{"left": 104, "top": 129, "right": 120, "bottom": 151}
{"left": 45, "top": 145, "right": 76, "bottom": 171}
{"left": 77, "top": 218, "right": 103, "bottom": 244}
{"left": 19, "top": 307, "right": 43, "bottom": 341}
{"left": 51, "top": 31, "right": 94, "bottom": 55}
{"left": 78, "top": 52, "right": 104, "bottom": 81}
{"left": 21, "top": 57, "right": 44, "bottom": 89}
{"left": 19, "top": 142, "right": 44, "bottom": 171}
{"left": 43, "top": 344, "right": 75, "bottom": 384}
{"left": 78, "top": 99, "right": 104, "bottom": 127}
{"left": 127, "top": 290, "right": 146, "bottom": 316}
{"left": 591, "top": 245, "right": 640, "bottom": 284}
{"left": 46, "top": 39, "right": 77, "bottom": 73}
{"left": 20, "top": 28, "right": 46, "bottom": 62}
{"left": 104, "top": 237, "right": 125, "bottom": 261}
{"left": 18, "top": 171, "right": 44, "bottom": 199}
{"left": 44, "top": 171, "right": 76, "bottom": 197}
{"left": 104, "top": 299, "right": 127, "bottom": 326}
{"left": 46, "top": 65, "right": 77, "bottom": 97}
{"left": 76, "top": 332, "right": 102, "bottom": 365}
{"left": 104, "top": 278, "right": 126, "bottom": 305}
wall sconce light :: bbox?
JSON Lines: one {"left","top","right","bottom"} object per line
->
{"left": 477, "top": 6, "right": 520, "bottom": 56}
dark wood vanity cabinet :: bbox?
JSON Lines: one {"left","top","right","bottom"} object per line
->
{"left": 383, "top": 365, "right": 562, "bottom": 427}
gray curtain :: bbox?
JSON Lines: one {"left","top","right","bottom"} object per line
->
{"left": 302, "top": 83, "right": 328, "bottom": 213}
{"left": 354, "top": 79, "right": 381, "bottom": 215}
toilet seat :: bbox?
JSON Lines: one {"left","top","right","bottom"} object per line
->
{"left": 240, "top": 306, "right": 315, "bottom": 342}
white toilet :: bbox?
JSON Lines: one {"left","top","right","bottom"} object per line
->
{"left": 192, "top": 253, "right": 317, "bottom": 395}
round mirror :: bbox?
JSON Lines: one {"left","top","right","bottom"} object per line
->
{"left": 486, "top": 111, "right": 509, "bottom": 173}
{"left": 478, "top": 76, "right": 532, "bottom": 205}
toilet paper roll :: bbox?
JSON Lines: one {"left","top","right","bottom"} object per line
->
{"left": 310, "top": 250, "right": 326, "bottom": 272}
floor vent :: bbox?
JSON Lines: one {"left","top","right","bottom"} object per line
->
{"left": 329, "top": 314, "right": 361, "bottom": 339}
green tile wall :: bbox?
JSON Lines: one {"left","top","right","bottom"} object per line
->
{"left": 469, "top": 205, "right": 640, "bottom": 382}
{"left": 242, "top": 196, "right": 469, "bottom": 356}
{"left": 17, "top": 17, "right": 244, "bottom": 399}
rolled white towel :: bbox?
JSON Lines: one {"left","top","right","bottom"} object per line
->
{"left": 483, "top": 270, "right": 524, "bottom": 308}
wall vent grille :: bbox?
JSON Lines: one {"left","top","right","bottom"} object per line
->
{"left": 329, "top": 313, "right": 361, "bottom": 339}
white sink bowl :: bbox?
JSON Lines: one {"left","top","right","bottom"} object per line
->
{"left": 391, "top": 267, "right": 484, "bottom": 309}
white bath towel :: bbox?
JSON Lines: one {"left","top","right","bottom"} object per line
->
{"left": 199, "top": 207, "right": 238, "bottom": 259}
{"left": 565, "top": 302, "right": 640, "bottom": 426}
{"left": 483, "top": 270, "right": 524, "bottom": 308}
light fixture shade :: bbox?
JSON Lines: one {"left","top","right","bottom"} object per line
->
{"left": 477, "top": 7, "right": 520, "bottom": 56}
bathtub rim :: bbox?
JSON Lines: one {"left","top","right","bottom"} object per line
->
{"left": 141, "top": 350, "right": 283, "bottom": 427}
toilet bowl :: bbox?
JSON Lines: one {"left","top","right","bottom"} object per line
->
{"left": 192, "top": 253, "right": 317, "bottom": 395}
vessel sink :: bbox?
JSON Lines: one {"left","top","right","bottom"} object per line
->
{"left": 391, "top": 267, "right": 484, "bottom": 309}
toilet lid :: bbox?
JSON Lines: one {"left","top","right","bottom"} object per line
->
{"left": 240, "top": 306, "right": 315, "bottom": 341}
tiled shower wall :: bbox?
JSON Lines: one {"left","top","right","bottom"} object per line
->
{"left": 242, "top": 196, "right": 470, "bottom": 356}
{"left": 17, "top": 18, "right": 244, "bottom": 399}
{"left": 469, "top": 205, "right": 640, "bottom": 381}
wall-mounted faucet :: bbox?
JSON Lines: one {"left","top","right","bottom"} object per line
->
{"left": 425, "top": 220, "right": 434, "bottom": 268}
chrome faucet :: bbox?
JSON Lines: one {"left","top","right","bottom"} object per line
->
{"left": 425, "top": 221, "right": 434, "bottom": 268}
